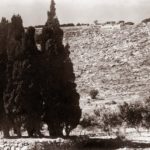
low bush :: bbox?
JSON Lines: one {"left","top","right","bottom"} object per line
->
{"left": 89, "top": 89, "right": 99, "bottom": 99}
{"left": 124, "top": 22, "right": 134, "bottom": 25}
{"left": 80, "top": 113, "right": 97, "bottom": 128}
{"left": 119, "top": 101, "right": 144, "bottom": 128}
{"left": 142, "top": 18, "right": 150, "bottom": 24}
{"left": 93, "top": 105, "right": 122, "bottom": 134}
{"left": 60, "top": 23, "right": 75, "bottom": 27}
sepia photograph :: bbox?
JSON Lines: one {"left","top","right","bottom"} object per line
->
{"left": 0, "top": 0, "right": 150, "bottom": 149}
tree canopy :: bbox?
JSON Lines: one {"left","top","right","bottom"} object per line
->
{"left": 0, "top": 0, "right": 81, "bottom": 138}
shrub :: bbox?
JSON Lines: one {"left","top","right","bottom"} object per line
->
{"left": 60, "top": 23, "right": 75, "bottom": 27}
{"left": 118, "top": 21, "right": 125, "bottom": 24}
{"left": 94, "top": 20, "right": 99, "bottom": 25}
{"left": 102, "top": 111, "right": 122, "bottom": 132}
{"left": 77, "top": 23, "right": 81, "bottom": 26}
{"left": 142, "top": 18, "right": 150, "bottom": 24}
{"left": 105, "top": 101, "right": 117, "bottom": 105}
{"left": 141, "top": 97, "right": 150, "bottom": 129}
{"left": 80, "top": 113, "right": 97, "bottom": 128}
{"left": 77, "top": 23, "right": 90, "bottom": 26}
{"left": 124, "top": 22, "right": 134, "bottom": 25}
{"left": 89, "top": 89, "right": 99, "bottom": 99}
{"left": 93, "top": 105, "right": 122, "bottom": 135}
{"left": 119, "top": 102, "right": 144, "bottom": 128}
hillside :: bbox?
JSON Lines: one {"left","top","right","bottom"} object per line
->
{"left": 62, "top": 24, "right": 150, "bottom": 108}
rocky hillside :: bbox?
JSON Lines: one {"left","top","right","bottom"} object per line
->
{"left": 63, "top": 24, "right": 150, "bottom": 105}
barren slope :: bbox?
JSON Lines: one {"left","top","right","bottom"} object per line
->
{"left": 63, "top": 25, "right": 150, "bottom": 106}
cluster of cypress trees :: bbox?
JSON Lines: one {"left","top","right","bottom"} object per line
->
{"left": 0, "top": 0, "right": 81, "bottom": 138}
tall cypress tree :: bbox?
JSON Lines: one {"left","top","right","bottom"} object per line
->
{"left": 47, "top": 0, "right": 59, "bottom": 28}
{"left": 21, "top": 26, "right": 43, "bottom": 137}
{"left": 41, "top": 0, "right": 81, "bottom": 137}
{"left": 3, "top": 15, "right": 25, "bottom": 137}
{"left": 4, "top": 16, "right": 43, "bottom": 137}
{"left": 0, "top": 17, "right": 9, "bottom": 137}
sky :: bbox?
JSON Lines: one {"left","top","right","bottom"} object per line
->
{"left": 0, "top": 0, "right": 150, "bottom": 26}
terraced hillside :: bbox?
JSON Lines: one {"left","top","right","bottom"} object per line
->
{"left": 63, "top": 24, "right": 150, "bottom": 106}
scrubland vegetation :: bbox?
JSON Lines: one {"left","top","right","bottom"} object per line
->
{"left": 81, "top": 97, "right": 150, "bottom": 137}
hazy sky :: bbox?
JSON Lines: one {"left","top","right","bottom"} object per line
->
{"left": 0, "top": 0, "right": 150, "bottom": 26}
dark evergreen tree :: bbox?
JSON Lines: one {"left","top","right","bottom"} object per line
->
{"left": 46, "top": 0, "right": 59, "bottom": 28}
{"left": 3, "top": 15, "right": 25, "bottom": 137}
{"left": 61, "top": 44, "right": 81, "bottom": 137}
{"left": 21, "top": 26, "right": 43, "bottom": 137}
{"left": 41, "top": 0, "right": 81, "bottom": 137}
{"left": 0, "top": 0, "right": 81, "bottom": 138}
{"left": 0, "top": 17, "right": 9, "bottom": 137}
{"left": 4, "top": 15, "right": 43, "bottom": 137}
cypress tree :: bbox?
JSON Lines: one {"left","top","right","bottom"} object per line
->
{"left": 0, "top": 17, "right": 9, "bottom": 137}
{"left": 1, "top": 0, "right": 81, "bottom": 138}
{"left": 47, "top": 0, "right": 59, "bottom": 28}
{"left": 3, "top": 15, "right": 25, "bottom": 137}
{"left": 21, "top": 26, "right": 43, "bottom": 137}
{"left": 41, "top": 0, "right": 81, "bottom": 137}
{"left": 4, "top": 16, "right": 43, "bottom": 137}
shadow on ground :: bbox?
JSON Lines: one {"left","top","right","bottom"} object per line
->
{"left": 2, "top": 136, "right": 150, "bottom": 150}
{"left": 75, "top": 137, "right": 150, "bottom": 150}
